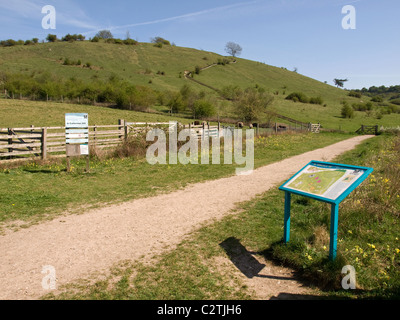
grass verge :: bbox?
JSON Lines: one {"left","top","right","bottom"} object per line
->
{"left": 42, "top": 133, "right": 400, "bottom": 300}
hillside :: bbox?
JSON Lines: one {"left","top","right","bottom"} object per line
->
{"left": 1, "top": 40, "right": 399, "bottom": 131}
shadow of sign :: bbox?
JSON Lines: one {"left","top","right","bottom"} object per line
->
{"left": 219, "top": 237, "right": 266, "bottom": 279}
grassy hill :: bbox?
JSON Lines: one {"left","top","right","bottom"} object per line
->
{"left": 1, "top": 40, "right": 399, "bottom": 131}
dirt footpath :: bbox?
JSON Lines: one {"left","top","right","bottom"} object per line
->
{"left": 0, "top": 135, "right": 373, "bottom": 300}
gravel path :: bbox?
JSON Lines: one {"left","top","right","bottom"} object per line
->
{"left": 0, "top": 135, "right": 373, "bottom": 300}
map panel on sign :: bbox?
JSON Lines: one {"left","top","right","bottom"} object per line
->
{"left": 283, "top": 164, "right": 366, "bottom": 201}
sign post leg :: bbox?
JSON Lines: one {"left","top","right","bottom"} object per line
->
{"left": 329, "top": 203, "right": 339, "bottom": 261}
{"left": 66, "top": 156, "right": 71, "bottom": 173}
{"left": 284, "top": 191, "right": 291, "bottom": 243}
{"left": 85, "top": 155, "right": 90, "bottom": 173}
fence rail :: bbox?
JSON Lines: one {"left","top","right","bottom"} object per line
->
{"left": 0, "top": 118, "right": 320, "bottom": 163}
{"left": 356, "top": 125, "right": 379, "bottom": 135}
{"left": 0, "top": 121, "right": 128, "bottom": 162}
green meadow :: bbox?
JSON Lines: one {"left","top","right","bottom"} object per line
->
{"left": 1, "top": 41, "right": 399, "bottom": 131}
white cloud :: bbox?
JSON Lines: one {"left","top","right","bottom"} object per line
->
{"left": 103, "top": 1, "right": 259, "bottom": 32}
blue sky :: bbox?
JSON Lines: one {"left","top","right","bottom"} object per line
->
{"left": 0, "top": 0, "right": 399, "bottom": 89}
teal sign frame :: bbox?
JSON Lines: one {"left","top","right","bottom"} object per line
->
{"left": 279, "top": 160, "right": 373, "bottom": 261}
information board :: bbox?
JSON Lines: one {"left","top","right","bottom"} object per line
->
{"left": 65, "top": 113, "right": 89, "bottom": 156}
{"left": 279, "top": 160, "right": 373, "bottom": 261}
{"left": 279, "top": 161, "right": 373, "bottom": 204}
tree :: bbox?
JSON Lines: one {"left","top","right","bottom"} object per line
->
{"left": 193, "top": 100, "right": 216, "bottom": 119}
{"left": 234, "top": 87, "right": 274, "bottom": 122}
{"left": 151, "top": 37, "right": 171, "bottom": 45}
{"left": 46, "top": 34, "right": 58, "bottom": 42}
{"left": 334, "top": 78, "right": 348, "bottom": 88}
{"left": 225, "top": 42, "right": 242, "bottom": 58}
{"left": 95, "top": 30, "right": 113, "bottom": 39}
{"left": 341, "top": 101, "right": 354, "bottom": 118}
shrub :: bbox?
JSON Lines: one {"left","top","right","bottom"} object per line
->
{"left": 1, "top": 39, "right": 17, "bottom": 47}
{"left": 341, "top": 102, "right": 354, "bottom": 118}
{"left": 46, "top": 34, "right": 58, "bottom": 42}
{"left": 63, "top": 58, "right": 72, "bottom": 66}
{"left": 234, "top": 87, "right": 274, "bottom": 122}
{"left": 123, "top": 38, "right": 137, "bottom": 45}
{"left": 286, "top": 92, "right": 309, "bottom": 103}
{"left": 95, "top": 30, "right": 113, "bottom": 39}
{"left": 309, "top": 96, "right": 324, "bottom": 105}
{"left": 348, "top": 90, "right": 362, "bottom": 98}
{"left": 167, "top": 92, "right": 185, "bottom": 113}
{"left": 151, "top": 37, "right": 171, "bottom": 45}
{"left": 193, "top": 100, "right": 216, "bottom": 119}
{"left": 390, "top": 98, "right": 400, "bottom": 106}
{"left": 352, "top": 102, "right": 373, "bottom": 111}
{"left": 371, "top": 95, "right": 384, "bottom": 102}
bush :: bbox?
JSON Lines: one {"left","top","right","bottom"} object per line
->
{"left": 286, "top": 92, "right": 309, "bottom": 103}
{"left": 348, "top": 90, "right": 362, "bottom": 98}
{"left": 1, "top": 39, "right": 17, "bottom": 47}
{"left": 46, "top": 34, "right": 58, "bottom": 42}
{"left": 123, "top": 38, "right": 137, "bottom": 45}
{"left": 151, "top": 37, "right": 171, "bottom": 45}
{"left": 234, "top": 87, "right": 274, "bottom": 122}
{"left": 95, "top": 30, "right": 113, "bottom": 39}
{"left": 309, "top": 96, "right": 324, "bottom": 105}
{"left": 352, "top": 102, "right": 373, "bottom": 111}
{"left": 341, "top": 102, "right": 354, "bottom": 118}
{"left": 193, "top": 100, "right": 216, "bottom": 119}
{"left": 167, "top": 92, "right": 185, "bottom": 113}
{"left": 195, "top": 66, "right": 201, "bottom": 75}
{"left": 390, "top": 98, "right": 400, "bottom": 106}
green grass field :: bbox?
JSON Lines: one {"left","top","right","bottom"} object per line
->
{"left": 0, "top": 99, "right": 191, "bottom": 128}
{"left": 39, "top": 133, "right": 400, "bottom": 300}
{"left": 1, "top": 41, "right": 399, "bottom": 131}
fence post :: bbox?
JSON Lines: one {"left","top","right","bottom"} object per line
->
{"left": 41, "top": 128, "right": 47, "bottom": 160}
{"left": 118, "top": 119, "right": 124, "bottom": 141}
{"left": 93, "top": 125, "right": 97, "bottom": 147}
{"left": 7, "top": 128, "right": 12, "bottom": 157}
{"left": 124, "top": 120, "right": 128, "bottom": 140}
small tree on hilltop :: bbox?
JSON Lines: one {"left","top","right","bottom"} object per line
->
{"left": 46, "top": 34, "right": 58, "bottom": 42}
{"left": 95, "top": 30, "right": 113, "bottom": 39}
{"left": 225, "top": 41, "right": 242, "bottom": 58}
{"left": 334, "top": 78, "right": 348, "bottom": 88}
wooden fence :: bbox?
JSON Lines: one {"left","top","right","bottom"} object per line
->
{"left": 0, "top": 120, "right": 227, "bottom": 162}
{"left": 0, "top": 121, "right": 128, "bottom": 162}
{"left": 309, "top": 123, "right": 321, "bottom": 133}
{"left": 356, "top": 125, "right": 379, "bottom": 135}
{"left": 0, "top": 118, "right": 318, "bottom": 163}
